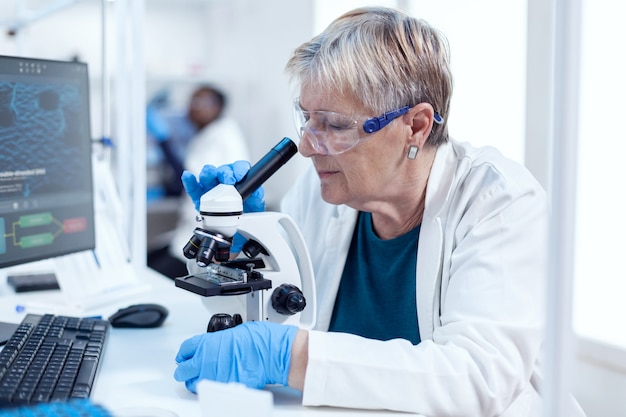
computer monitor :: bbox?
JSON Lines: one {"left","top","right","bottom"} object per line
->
{"left": 0, "top": 55, "right": 95, "bottom": 272}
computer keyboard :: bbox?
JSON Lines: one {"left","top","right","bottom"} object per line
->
{"left": 0, "top": 314, "right": 109, "bottom": 408}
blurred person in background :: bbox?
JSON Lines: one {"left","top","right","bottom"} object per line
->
{"left": 147, "top": 85, "right": 249, "bottom": 279}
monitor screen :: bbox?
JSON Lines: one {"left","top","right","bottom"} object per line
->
{"left": 0, "top": 55, "right": 95, "bottom": 269}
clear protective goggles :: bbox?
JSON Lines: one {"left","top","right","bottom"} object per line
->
{"left": 293, "top": 98, "right": 443, "bottom": 155}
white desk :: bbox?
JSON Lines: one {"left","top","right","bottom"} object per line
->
{"left": 0, "top": 268, "right": 404, "bottom": 416}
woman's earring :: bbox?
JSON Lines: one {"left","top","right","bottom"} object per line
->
{"left": 407, "top": 145, "right": 419, "bottom": 160}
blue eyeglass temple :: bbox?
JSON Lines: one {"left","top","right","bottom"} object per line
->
{"left": 363, "top": 106, "right": 444, "bottom": 134}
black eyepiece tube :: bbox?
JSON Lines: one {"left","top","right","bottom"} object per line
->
{"left": 235, "top": 137, "right": 298, "bottom": 200}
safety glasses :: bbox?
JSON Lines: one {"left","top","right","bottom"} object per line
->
{"left": 293, "top": 99, "right": 443, "bottom": 155}
{"left": 293, "top": 99, "right": 411, "bottom": 155}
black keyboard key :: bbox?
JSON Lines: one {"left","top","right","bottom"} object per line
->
{"left": 73, "top": 357, "right": 98, "bottom": 389}
{"left": 50, "top": 389, "right": 70, "bottom": 402}
{"left": 31, "top": 390, "right": 51, "bottom": 403}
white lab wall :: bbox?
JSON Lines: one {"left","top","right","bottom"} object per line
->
{"left": 574, "top": 0, "right": 626, "bottom": 349}
{"left": 571, "top": 1, "right": 626, "bottom": 415}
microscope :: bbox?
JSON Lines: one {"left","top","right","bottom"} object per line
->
{"left": 174, "top": 138, "right": 316, "bottom": 332}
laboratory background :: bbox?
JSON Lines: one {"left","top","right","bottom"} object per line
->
{"left": 0, "top": 0, "right": 624, "bottom": 416}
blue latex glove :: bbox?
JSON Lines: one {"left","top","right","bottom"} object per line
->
{"left": 146, "top": 104, "right": 170, "bottom": 142}
{"left": 174, "top": 321, "right": 298, "bottom": 393}
{"left": 181, "top": 161, "right": 265, "bottom": 252}
{"left": 181, "top": 161, "right": 265, "bottom": 212}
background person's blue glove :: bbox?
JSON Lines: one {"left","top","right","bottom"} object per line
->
{"left": 174, "top": 321, "right": 298, "bottom": 393}
{"left": 146, "top": 104, "right": 171, "bottom": 142}
{"left": 181, "top": 161, "right": 265, "bottom": 252}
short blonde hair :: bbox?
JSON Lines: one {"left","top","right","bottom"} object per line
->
{"left": 285, "top": 7, "right": 453, "bottom": 146}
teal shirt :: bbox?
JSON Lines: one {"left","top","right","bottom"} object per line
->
{"left": 329, "top": 211, "right": 421, "bottom": 345}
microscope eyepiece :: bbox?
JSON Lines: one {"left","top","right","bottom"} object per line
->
{"left": 235, "top": 137, "right": 297, "bottom": 200}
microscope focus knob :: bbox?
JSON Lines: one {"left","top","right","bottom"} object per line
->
{"left": 271, "top": 284, "right": 306, "bottom": 315}
{"left": 207, "top": 313, "right": 243, "bottom": 332}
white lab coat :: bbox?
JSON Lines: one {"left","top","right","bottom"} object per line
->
{"left": 281, "top": 139, "right": 585, "bottom": 416}
{"left": 169, "top": 117, "right": 250, "bottom": 262}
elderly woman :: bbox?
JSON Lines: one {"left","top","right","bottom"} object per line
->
{"left": 174, "top": 7, "right": 585, "bottom": 416}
